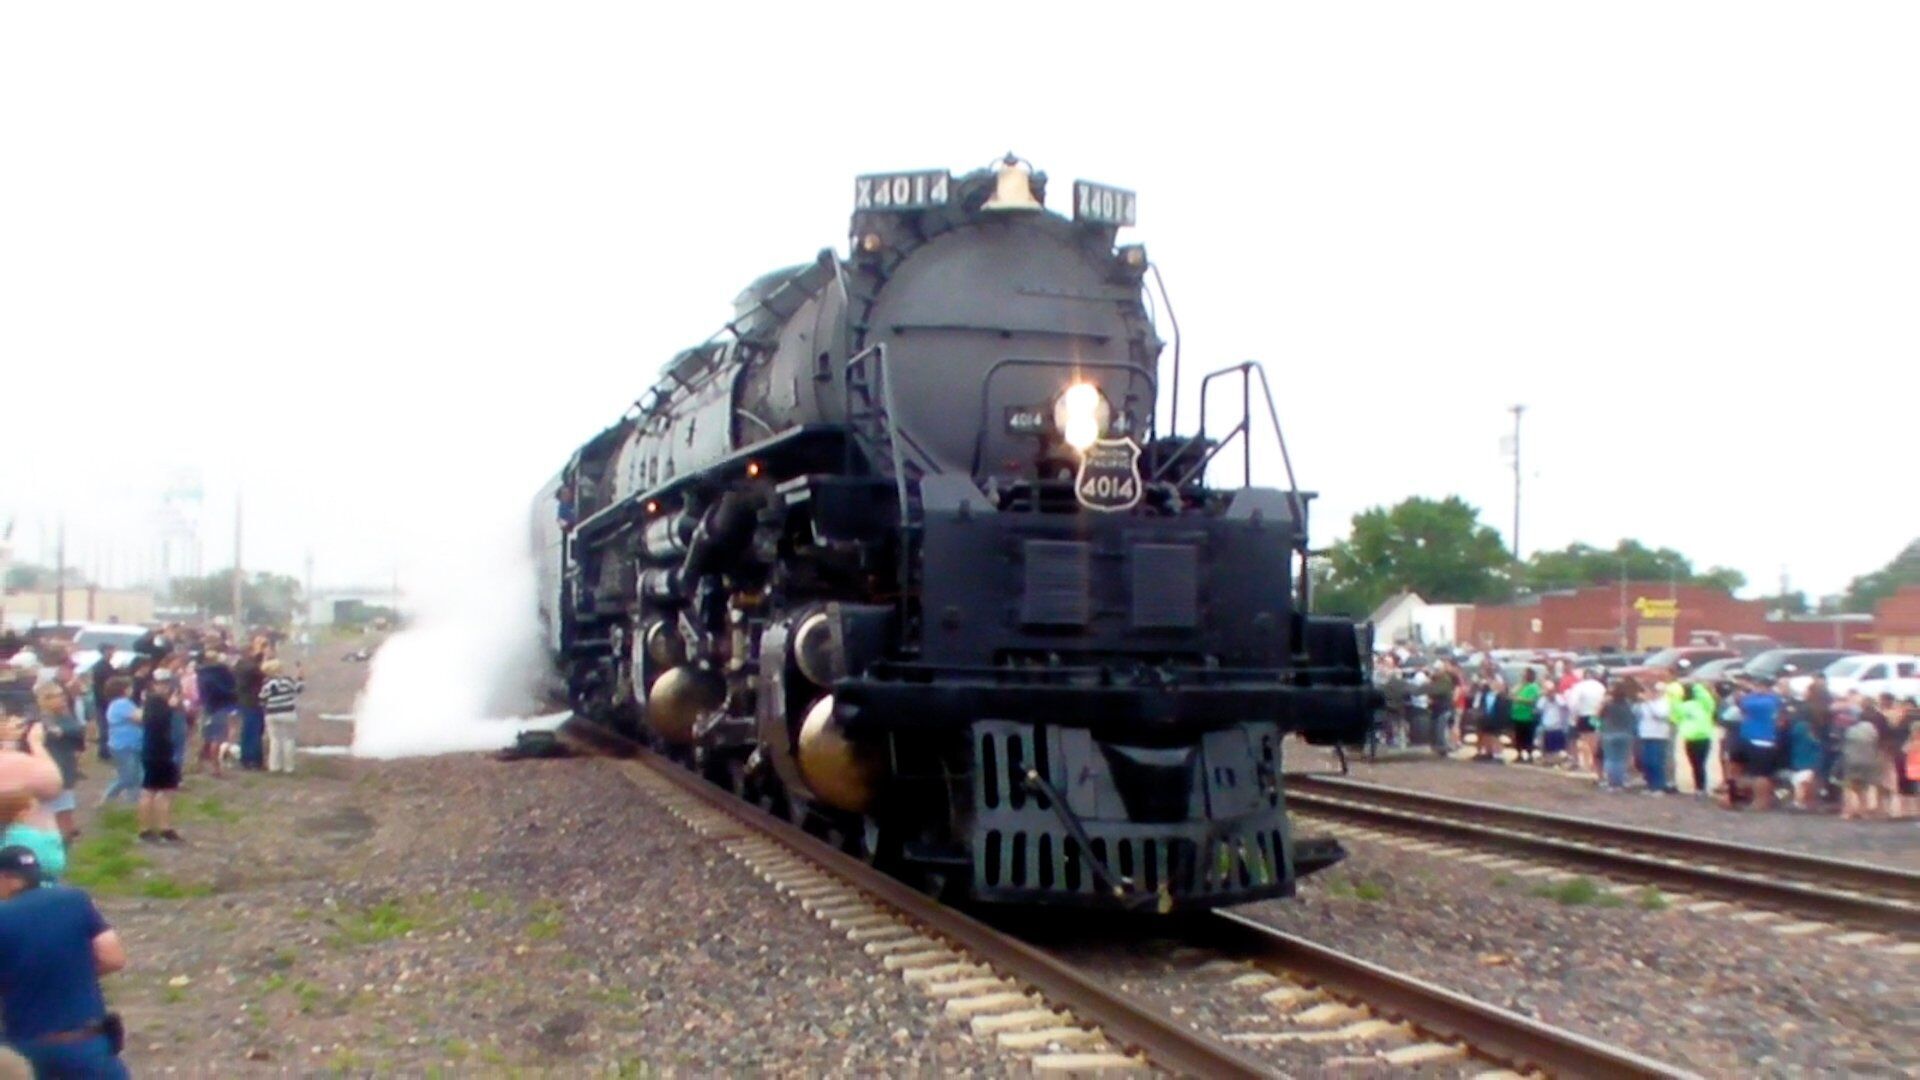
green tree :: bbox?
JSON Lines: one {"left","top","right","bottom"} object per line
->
{"left": 1312, "top": 496, "right": 1514, "bottom": 617}
{"left": 170, "top": 569, "right": 304, "bottom": 626}
{"left": 4, "top": 563, "right": 90, "bottom": 591}
{"left": 1519, "top": 540, "right": 1745, "bottom": 594}
{"left": 1696, "top": 565, "right": 1748, "bottom": 592}
{"left": 1840, "top": 539, "right": 1920, "bottom": 613}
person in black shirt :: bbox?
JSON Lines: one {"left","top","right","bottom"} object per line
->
{"left": 88, "top": 647, "right": 117, "bottom": 762}
{"left": 137, "top": 674, "right": 182, "bottom": 843}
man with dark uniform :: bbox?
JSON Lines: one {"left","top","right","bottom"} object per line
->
{"left": 0, "top": 846, "right": 129, "bottom": 1076}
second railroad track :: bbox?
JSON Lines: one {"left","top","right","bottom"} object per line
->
{"left": 1285, "top": 773, "right": 1920, "bottom": 939}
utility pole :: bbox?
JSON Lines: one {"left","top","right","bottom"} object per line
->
{"left": 1508, "top": 405, "right": 1525, "bottom": 560}
{"left": 303, "top": 550, "right": 315, "bottom": 665}
{"left": 55, "top": 520, "right": 67, "bottom": 626}
{"left": 231, "top": 494, "right": 244, "bottom": 629}
{"left": 1618, "top": 554, "right": 1629, "bottom": 650}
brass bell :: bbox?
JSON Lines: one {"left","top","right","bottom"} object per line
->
{"left": 982, "top": 153, "right": 1041, "bottom": 212}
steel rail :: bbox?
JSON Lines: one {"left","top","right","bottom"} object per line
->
{"left": 1286, "top": 776, "right": 1920, "bottom": 936}
{"left": 563, "top": 719, "right": 1272, "bottom": 1079}
{"left": 1290, "top": 774, "right": 1920, "bottom": 901}
{"left": 1199, "top": 913, "right": 1694, "bottom": 1079}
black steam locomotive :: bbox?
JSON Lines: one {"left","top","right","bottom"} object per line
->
{"left": 533, "top": 156, "right": 1372, "bottom": 912}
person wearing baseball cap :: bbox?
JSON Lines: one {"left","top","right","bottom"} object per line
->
{"left": 0, "top": 845, "right": 128, "bottom": 1076}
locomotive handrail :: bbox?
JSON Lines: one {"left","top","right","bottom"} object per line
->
{"left": 1148, "top": 262, "right": 1181, "bottom": 445}
{"left": 968, "top": 357, "right": 1157, "bottom": 479}
{"left": 841, "top": 342, "right": 944, "bottom": 619}
{"left": 1154, "top": 360, "right": 1303, "bottom": 530}
{"left": 842, "top": 344, "right": 942, "bottom": 498}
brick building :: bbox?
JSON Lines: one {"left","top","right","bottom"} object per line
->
{"left": 1462, "top": 583, "right": 1773, "bottom": 652}
{"left": 1768, "top": 614, "right": 1877, "bottom": 651}
{"left": 1874, "top": 585, "right": 1920, "bottom": 654}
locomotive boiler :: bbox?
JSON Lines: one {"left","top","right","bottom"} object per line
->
{"left": 533, "top": 155, "right": 1373, "bottom": 912}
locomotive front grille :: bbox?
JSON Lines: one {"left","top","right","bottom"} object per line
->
{"left": 978, "top": 826, "right": 1287, "bottom": 899}
{"left": 1130, "top": 543, "right": 1199, "bottom": 629}
{"left": 969, "top": 719, "right": 1295, "bottom": 908}
{"left": 1019, "top": 540, "right": 1091, "bottom": 627}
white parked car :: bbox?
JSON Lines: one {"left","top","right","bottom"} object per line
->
{"left": 1816, "top": 654, "right": 1920, "bottom": 701}
{"left": 66, "top": 624, "right": 152, "bottom": 676}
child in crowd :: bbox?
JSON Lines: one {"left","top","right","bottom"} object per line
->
{"left": 0, "top": 790, "right": 64, "bottom": 883}
{"left": 1785, "top": 707, "right": 1824, "bottom": 809}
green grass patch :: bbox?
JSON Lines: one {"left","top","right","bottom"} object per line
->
{"left": 465, "top": 890, "right": 499, "bottom": 911}
{"left": 1635, "top": 886, "right": 1669, "bottom": 911}
{"left": 260, "top": 973, "right": 287, "bottom": 994}
{"left": 1352, "top": 879, "right": 1388, "bottom": 902}
{"left": 64, "top": 837, "right": 149, "bottom": 891}
{"left": 1319, "top": 877, "right": 1355, "bottom": 899}
{"left": 95, "top": 805, "right": 139, "bottom": 833}
{"left": 1532, "top": 876, "right": 1612, "bottom": 906}
{"left": 1490, "top": 872, "right": 1514, "bottom": 889}
{"left": 338, "top": 899, "right": 417, "bottom": 944}
{"left": 65, "top": 818, "right": 210, "bottom": 898}
{"left": 293, "top": 980, "right": 322, "bottom": 1014}
{"left": 181, "top": 795, "right": 242, "bottom": 824}
{"left": 136, "top": 877, "right": 213, "bottom": 900}
{"left": 523, "top": 898, "right": 565, "bottom": 940}
{"left": 162, "top": 985, "right": 187, "bottom": 1005}
{"left": 65, "top": 814, "right": 149, "bottom": 893}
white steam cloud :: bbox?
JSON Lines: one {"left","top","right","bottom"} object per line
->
{"left": 351, "top": 500, "right": 555, "bottom": 758}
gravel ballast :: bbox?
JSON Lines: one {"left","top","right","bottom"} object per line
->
{"left": 70, "top": 647, "right": 1017, "bottom": 1075}
{"left": 1241, "top": 822, "right": 1919, "bottom": 1075}
{"left": 103, "top": 754, "right": 1020, "bottom": 1075}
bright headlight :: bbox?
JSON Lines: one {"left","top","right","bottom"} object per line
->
{"left": 1053, "top": 382, "right": 1110, "bottom": 453}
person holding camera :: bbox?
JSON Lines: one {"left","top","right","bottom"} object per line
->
{"left": 0, "top": 846, "right": 129, "bottom": 1077}
{"left": 86, "top": 647, "right": 117, "bottom": 763}
{"left": 138, "top": 672, "right": 183, "bottom": 844}
{"left": 0, "top": 719, "right": 63, "bottom": 830}
{"left": 97, "top": 679, "right": 143, "bottom": 808}
{"left": 33, "top": 671, "right": 87, "bottom": 842}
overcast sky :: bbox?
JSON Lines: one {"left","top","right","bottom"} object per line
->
{"left": 2, "top": 2, "right": 1914, "bottom": 603}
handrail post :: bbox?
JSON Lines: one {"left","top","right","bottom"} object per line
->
{"left": 1240, "top": 365, "right": 1252, "bottom": 489}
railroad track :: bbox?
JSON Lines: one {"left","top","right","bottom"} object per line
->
{"left": 559, "top": 717, "right": 1686, "bottom": 1077}
{"left": 1286, "top": 773, "right": 1920, "bottom": 940}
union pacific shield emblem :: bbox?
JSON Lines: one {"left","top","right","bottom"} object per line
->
{"left": 1075, "top": 437, "right": 1144, "bottom": 512}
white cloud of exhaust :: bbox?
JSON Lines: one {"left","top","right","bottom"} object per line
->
{"left": 351, "top": 500, "right": 555, "bottom": 759}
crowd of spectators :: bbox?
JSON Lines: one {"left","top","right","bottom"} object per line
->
{"left": 1374, "top": 654, "right": 1919, "bottom": 819}
{"left": 0, "top": 620, "right": 307, "bottom": 1072}
{"left": 38, "top": 625, "right": 309, "bottom": 841}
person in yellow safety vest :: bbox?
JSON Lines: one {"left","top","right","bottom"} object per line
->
{"left": 1674, "top": 688, "right": 1717, "bottom": 796}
